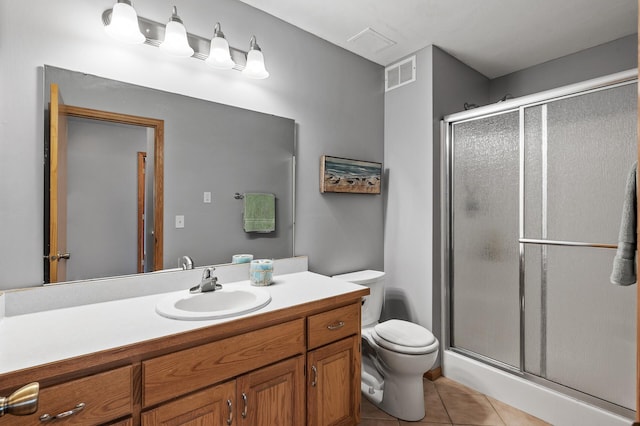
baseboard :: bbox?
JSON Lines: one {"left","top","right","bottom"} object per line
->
{"left": 424, "top": 367, "right": 442, "bottom": 381}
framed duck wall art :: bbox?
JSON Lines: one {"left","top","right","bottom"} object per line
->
{"left": 320, "top": 155, "right": 382, "bottom": 194}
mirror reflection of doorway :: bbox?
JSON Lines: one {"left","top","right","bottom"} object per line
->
{"left": 66, "top": 117, "right": 148, "bottom": 280}
{"left": 45, "top": 83, "right": 164, "bottom": 283}
{"left": 137, "top": 151, "right": 147, "bottom": 274}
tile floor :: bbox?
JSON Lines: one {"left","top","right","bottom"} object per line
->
{"left": 359, "top": 376, "right": 551, "bottom": 426}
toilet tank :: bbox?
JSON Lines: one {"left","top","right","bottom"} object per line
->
{"left": 333, "top": 270, "right": 385, "bottom": 327}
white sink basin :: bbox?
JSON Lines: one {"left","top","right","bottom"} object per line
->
{"left": 156, "top": 286, "right": 271, "bottom": 320}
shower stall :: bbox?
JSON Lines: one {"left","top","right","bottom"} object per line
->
{"left": 442, "top": 70, "right": 637, "bottom": 419}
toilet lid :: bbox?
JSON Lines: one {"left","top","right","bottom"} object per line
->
{"left": 372, "top": 320, "right": 437, "bottom": 354}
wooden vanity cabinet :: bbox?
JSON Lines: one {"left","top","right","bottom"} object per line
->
{"left": 142, "top": 357, "right": 305, "bottom": 426}
{"left": 142, "top": 319, "right": 305, "bottom": 408}
{"left": 141, "top": 380, "right": 235, "bottom": 426}
{"left": 141, "top": 303, "right": 361, "bottom": 426}
{"left": 4, "top": 365, "right": 132, "bottom": 426}
{"left": 1, "top": 295, "right": 366, "bottom": 426}
{"left": 307, "top": 336, "right": 360, "bottom": 426}
{"left": 108, "top": 418, "right": 134, "bottom": 426}
{"left": 237, "top": 355, "right": 305, "bottom": 426}
{"left": 307, "top": 303, "right": 361, "bottom": 426}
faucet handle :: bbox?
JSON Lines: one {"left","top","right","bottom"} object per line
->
{"left": 201, "top": 267, "right": 216, "bottom": 281}
{"left": 201, "top": 267, "right": 222, "bottom": 292}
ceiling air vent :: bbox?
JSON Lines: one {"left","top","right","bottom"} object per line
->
{"left": 385, "top": 56, "right": 416, "bottom": 92}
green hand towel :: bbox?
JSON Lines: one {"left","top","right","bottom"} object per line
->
{"left": 243, "top": 193, "right": 275, "bottom": 233}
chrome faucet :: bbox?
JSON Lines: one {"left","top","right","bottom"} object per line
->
{"left": 189, "top": 267, "right": 222, "bottom": 293}
{"left": 179, "top": 255, "right": 194, "bottom": 270}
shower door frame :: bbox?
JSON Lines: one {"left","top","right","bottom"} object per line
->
{"left": 441, "top": 68, "right": 637, "bottom": 418}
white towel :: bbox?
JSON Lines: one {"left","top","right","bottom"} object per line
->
{"left": 610, "top": 162, "right": 637, "bottom": 286}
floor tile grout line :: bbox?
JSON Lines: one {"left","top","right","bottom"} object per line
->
{"left": 483, "top": 394, "right": 507, "bottom": 426}
{"left": 432, "top": 379, "right": 454, "bottom": 424}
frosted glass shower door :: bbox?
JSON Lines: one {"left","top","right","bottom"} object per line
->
{"left": 522, "top": 83, "right": 637, "bottom": 410}
{"left": 451, "top": 111, "right": 520, "bottom": 367}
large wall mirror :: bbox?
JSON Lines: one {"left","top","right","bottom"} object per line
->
{"left": 44, "top": 66, "right": 295, "bottom": 284}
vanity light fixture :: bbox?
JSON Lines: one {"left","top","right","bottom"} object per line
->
{"left": 101, "top": 4, "right": 269, "bottom": 78}
{"left": 104, "top": 0, "right": 145, "bottom": 44}
{"left": 205, "top": 23, "right": 236, "bottom": 70}
{"left": 242, "top": 36, "right": 270, "bottom": 79}
{"left": 159, "top": 6, "right": 194, "bottom": 58}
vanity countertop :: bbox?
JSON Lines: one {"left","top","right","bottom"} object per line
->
{"left": 0, "top": 271, "right": 367, "bottom": 377}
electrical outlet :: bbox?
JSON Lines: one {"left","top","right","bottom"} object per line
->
{"left": 204, "top": 192, "right": 211, "bottom": 203}
{"left": 175, "top": 215, "right": 185, "bottom": 228}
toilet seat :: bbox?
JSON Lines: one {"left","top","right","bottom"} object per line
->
{"left": 372, "top": 319, "right": 438, "bottom": 355}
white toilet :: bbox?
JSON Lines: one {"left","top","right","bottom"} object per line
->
{"left": 333, "top": 270, "right": 439, "bottom": 422}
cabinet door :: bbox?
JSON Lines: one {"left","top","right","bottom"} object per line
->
{"left": 237, "top": 356, "right": 305, "bottom": 426}
{"left": 141, "top": 380, "right": 235, "bottom": 426}
{"left": 307, "top": 336, "right": 360, "bottom": 426}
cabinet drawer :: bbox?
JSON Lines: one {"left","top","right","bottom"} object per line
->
{"left": 143, "top": 318, "right": 305, "bottom": 407}
{"left": 307, "top": 303, "right": 360, "bottom": 349}
{"left": 6, "top": 366, "right": 132, "bottom": 426}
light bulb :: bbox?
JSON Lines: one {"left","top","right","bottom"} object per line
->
{"left": 242, "top": 36, "right": 269, "bottom": 79}
{"left": 159, "top": 6, "right": 194, "bottom": 57}
{"left": 205, "top": 23, "right": 235, "bottom": 70}
{"left": 105, "top": 0, "right": 145, "bottom": 44}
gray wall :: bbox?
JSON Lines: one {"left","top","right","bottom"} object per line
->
{"left": 66, "top": 118, "right": 147, "bottom": 281}
{"left": 383, "top": 47, "right": 435, "bottom": 331}
{"left": 489, "top": 35, "right": 637, "bottom": 102}
{"left": 0, "top": 0, "right": 384, "bottom": 290}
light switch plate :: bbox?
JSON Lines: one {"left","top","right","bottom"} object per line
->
{"left": 175, "top": 215, "right": 185, "bottom": 228}
{"left": 204, "top": 192, "right": 211, "bottom": 203}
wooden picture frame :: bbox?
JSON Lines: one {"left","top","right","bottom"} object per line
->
{"left": 320, "top": 155, "right": 382, "bottom": 194}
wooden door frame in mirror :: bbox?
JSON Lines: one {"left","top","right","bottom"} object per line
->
{"left": 50, "top": 104, "right": 164, "bottom": 277}
{"left": 636, "top": 9, "right": 639, "bottom": 424}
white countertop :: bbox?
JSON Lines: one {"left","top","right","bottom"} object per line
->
{"left": 0, "top": 271, "right": 366, "bottom": 375}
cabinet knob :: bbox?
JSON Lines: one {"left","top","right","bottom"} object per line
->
{"left": 0, "top": 382, "right": 39, "bottom": 417}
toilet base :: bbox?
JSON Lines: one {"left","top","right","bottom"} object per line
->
{"left": 361, "top": 360, "right": 427, "bottom": 421}
{"left": 377, "top": 373, "right": 426, "bottom": 421}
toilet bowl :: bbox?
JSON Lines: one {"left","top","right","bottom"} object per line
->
{"left": 333, "top": 270, "right": 439, "bottom": 421}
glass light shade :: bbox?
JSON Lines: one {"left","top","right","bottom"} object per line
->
{"left": 159, "top": 20, "right": 194, "bottom": 57}
{"left": 105, "top": 2, "right": 145, "bottom": 44}
{"left": 242, "top": 49, "right": 269, "bottom": 79}
{"left": 205, "top": 36, "right": 235, "bottom": 69}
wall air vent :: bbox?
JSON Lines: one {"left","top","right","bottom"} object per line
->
{"left": 385, "top": 56, "right": 416, "bottom": 92}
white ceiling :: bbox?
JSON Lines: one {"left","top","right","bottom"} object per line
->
{"left": 237, "top": 0, "right": 637, "bottom": 78}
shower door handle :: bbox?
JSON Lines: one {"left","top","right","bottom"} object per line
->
{"left": 519, "top": 238, "right": 617, "bottom": 249}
